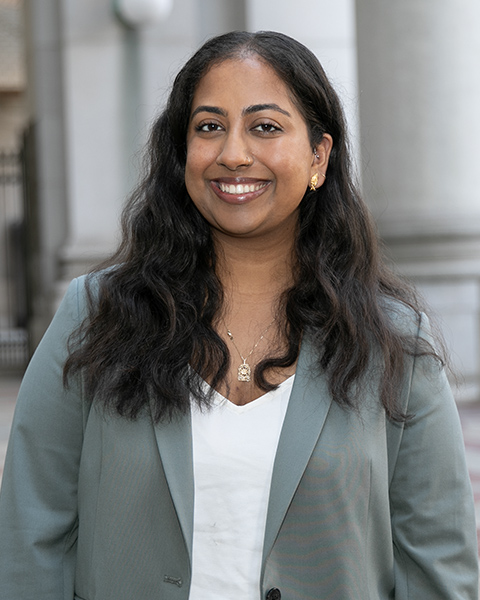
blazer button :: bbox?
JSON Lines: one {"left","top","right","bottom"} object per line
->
{"left": 266, "top": 588, "right": 281, "bottom": 600}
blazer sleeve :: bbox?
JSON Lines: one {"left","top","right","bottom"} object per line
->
{"left": 388, "top": 313, "right": 479, "bottom": 599}
{"left": 0, "top": 277, "right": 89, "bottom": 600}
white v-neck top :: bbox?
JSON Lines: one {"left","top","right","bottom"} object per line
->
{"left": 189, "top": 375, "right": 294, "bottom": 600}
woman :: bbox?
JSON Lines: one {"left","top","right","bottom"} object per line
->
{"left": 0, "top": 31, "right": 477, "bottom": 599}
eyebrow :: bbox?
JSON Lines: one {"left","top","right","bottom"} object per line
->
{"left": 190, "top": 105, "right": 227, "bottom": 119}
{"left": 190, "top": 103, "right": 291, "bottom": 119}
{"left": 243, "top": 103, "right": 291, "bottom": 117}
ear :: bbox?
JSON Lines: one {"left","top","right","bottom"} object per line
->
{"left": 311, "top": 134, "right": 333, "bottom": 188}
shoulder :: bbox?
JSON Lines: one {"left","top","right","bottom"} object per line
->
{"left": 63, "top": 266, "right": 120, "bottom": 310}
{"left": 379, "top": 295, "right": 428, "bottom": 340}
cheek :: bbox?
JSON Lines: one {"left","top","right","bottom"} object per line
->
{"left": 273, "top": 154, "right": 311, "bottom": 192}
{"left": 184, "top": 152, "right": 211, "bottom": 215}
{"left": 274, "top": 139, "right": 312, "bottom": 178}
{"left": 184, "top": 148, "right": 204, "bottom": 193}
{"left": 185, "top": 148, "right": 198, "bottom": 177}
{"left": 185, "top": 143, "right": 215, "bottom": 184}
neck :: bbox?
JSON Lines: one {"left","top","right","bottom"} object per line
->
{"left": 210, "top": 230, "right": 298, "bottom": 404}
{"left": 214, "top": 230, "right": 296, "bottom": 301}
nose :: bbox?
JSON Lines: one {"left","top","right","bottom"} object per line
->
{"left": 215, "top": 129, "right": 252, "bottom": 170}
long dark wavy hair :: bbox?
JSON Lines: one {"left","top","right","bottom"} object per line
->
{"left": 64, "top": 30, "right": 440, "bottom": 422}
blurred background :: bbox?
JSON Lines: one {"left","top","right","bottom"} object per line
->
{"left": 1, "top": 0, "right": 480, "bottom": 407}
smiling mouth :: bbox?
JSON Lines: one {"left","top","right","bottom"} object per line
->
{"left": 217, "top": 182, "right": 269, "bottom": 195}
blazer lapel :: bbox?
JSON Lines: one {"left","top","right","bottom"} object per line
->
{"left": 149, "top": 341, "right": 331, "bottom": 567}
{"left": 151, "top": 405, "right": 194, "bottom": 561}
{"left": 262, "top": 336, "right": 332, "bottom": 563}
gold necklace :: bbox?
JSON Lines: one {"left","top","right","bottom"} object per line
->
{"left": 226, "top": 318, "right": 276, "bottom": 382}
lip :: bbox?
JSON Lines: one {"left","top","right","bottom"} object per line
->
{"left": 210, "top": 177, "right": 271, "bottom": 204}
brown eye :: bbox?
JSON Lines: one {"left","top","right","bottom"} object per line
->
{"left": 196, "top": 122, "right": 223, "bottom": 132}
{"left": 252, "top": 123, "right": 281, "bottom": 134}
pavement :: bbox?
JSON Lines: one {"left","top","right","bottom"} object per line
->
{"left": 1, "top": 375, "right": 480, "bottom": 558}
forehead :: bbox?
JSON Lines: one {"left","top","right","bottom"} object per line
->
{"left": 191, "top": 56, "right": 298, "bottom": 114}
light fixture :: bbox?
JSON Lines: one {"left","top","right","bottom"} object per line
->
{"left": 113, "top": 0, "right": 173, "bottom": 27}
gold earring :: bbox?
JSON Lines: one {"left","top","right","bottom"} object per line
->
{"left": 309, "top": 173, "right": 319, "bottom": 191}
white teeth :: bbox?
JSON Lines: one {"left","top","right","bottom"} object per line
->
{"left": 218, "top": 182, "right": 267, "bottom": 194}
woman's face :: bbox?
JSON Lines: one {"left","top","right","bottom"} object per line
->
{"left": 185, "top": 56, "right": 331, "bottom": 243}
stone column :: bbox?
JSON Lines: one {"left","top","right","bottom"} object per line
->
{"left": 23, "top": 0, "right": 69, "bottom": 345}
{"left": 356, "top": 0, "right": 480, "bottom": 401}
{"left": 57, "top": 0, "right": 199, "bottom": 291}
{"left": 195, "top": 0, "right": 246, "bottom": 43}
{"left": 246, "top": 0, "right": 360, "bottom": 159}
{"left": 58, "top": 0, "right": 125, "bottom": 286}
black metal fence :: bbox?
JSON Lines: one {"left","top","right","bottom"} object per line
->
{"left": 0, "top": 150, "right": 28, "bottom": 371}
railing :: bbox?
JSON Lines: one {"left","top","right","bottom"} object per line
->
{"left": 0, "top": 150, "right": 28, "bottom": 371}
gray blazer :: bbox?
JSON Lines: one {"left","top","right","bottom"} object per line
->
{"left": 0, "top": 276, "right": 478, "bottom": 599}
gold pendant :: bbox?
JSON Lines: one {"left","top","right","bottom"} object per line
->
{"left": 237, "top": 362, "right": 251, "bottom": 382}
